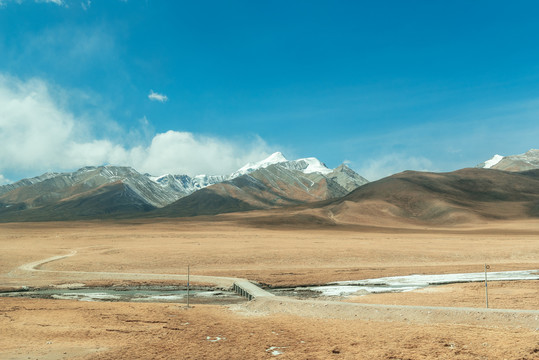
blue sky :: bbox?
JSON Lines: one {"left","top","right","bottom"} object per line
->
{"left": 1, "top": 0, "right": 539, "bottom": 184}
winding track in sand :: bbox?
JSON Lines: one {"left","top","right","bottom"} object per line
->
{"left": 13, "top": 250, "right": 539, "bottom": 329}
{"left": 17, "top": 249, "right": 242, "bottom": 289}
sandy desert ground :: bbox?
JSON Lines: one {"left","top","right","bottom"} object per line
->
{"left": 1, "top": 216, "right": 538, "bottom": 359}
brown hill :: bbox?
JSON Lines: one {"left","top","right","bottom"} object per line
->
{"left": 0, "top": 182, "right": 155, "bottom": 222}
{"left": 317, "top": 168, "right": 539, "bottom": 226}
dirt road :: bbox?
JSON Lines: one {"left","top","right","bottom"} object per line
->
{"left": 15, "top": 249, "right": 241, "bottom": 289}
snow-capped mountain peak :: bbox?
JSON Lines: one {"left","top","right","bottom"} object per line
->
{"left": 261, "top": 151, "right": 288, "bottom": 164}
{"left": 230, "top": 152, "right": 288, "bottom": 178}
{"left": 274, "top": 156, "right": 332, "bottom": 175}
{"left": 141, "top": 152, "right": 350, "bottom": 201}
{"left": 295, "top": 157, "right": 332, "bottom": 174}
{"left": 483, "top": 154, "right": 504, "bottom": 169}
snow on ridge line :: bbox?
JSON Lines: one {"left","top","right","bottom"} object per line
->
{"left": 297, "top": 157, "right": 333, "bottom": 174}
{"left": 149, "top": 174, "right": 168, "bottom": 182}
{"left": 483, "top": 154, "right": 504, "bottom": 168}
{"left": 146, "top": 152, "right": 334, "bottom": 186}
{"left": 233, "top": 152, "right": 288, "bottom": 176}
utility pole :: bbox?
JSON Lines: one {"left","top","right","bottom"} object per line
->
{"left": 484, "top": 264, "right": 490, "bottom": 309}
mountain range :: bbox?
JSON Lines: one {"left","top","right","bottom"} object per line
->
{"left": 0, "top": 153, "right": 368, "bottom": 221}
{"left": 154, "top": 162, "right": 368, "bottom": 218}
{"left": 1, "top": 149, "right": 538, "bottom": 225}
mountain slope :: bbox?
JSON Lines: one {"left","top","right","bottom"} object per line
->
{"left": 0, "top": 166, "right": 174, "bottom": 221}
{"left": 0, "top": 181, "right": 155, "bottom": 221}
{"left": 0, "top": 166, "right": 179, "bottom": 208}
{"left": 320, "top": 168, "right": 539, "bottom": 226}
{"left": 150, "top": 173, "right": 226, "bottom": 197}
{"left": 0, "top": 172, "right": 59, "bottom": 197}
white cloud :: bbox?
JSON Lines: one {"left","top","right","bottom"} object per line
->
{"left": 134, "top": 131, "right": 270, "bottom": 176}
{"left": 81, "top": 0, "right": 90, "bottom": 10}
{"left": 0, "top": 174, "right": 11, "bottom": 185}
{"left": 0, "top": 75, "right": 77, "bottom": 171}
{"left": 0, "top": 0, "right": 65, "bottom": 5}
{"left": 355, "top": 154, "right": 434, "bottom": 181}
{"left": 35, "top": 0, "right": 65, "bottom": 6}
{"left": 0, "top": 75, "right": 272, "bottom": 180}
{"left": 24, "top": 25, "right": 116, "bottom": 67}
{"left": 148, "top": 90, "right": 168, "bottom": 103}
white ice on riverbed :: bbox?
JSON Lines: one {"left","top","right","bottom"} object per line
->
{"left": 307, "top": 269, "right": 539, "bottom": 297}
{"left": 51, "top": 292, "right": 122, "bottom": 301}
{"left": 132, "top": 294, "right": 185, "bottom": 302}
{"left": 308, "top": 285, "right": 420, "bottom": 297}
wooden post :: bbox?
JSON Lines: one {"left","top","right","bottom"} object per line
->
{"left": 187, "top": 264, "right": 190, "bottom": 308}
{"left": 484, "top": 264, "right": 489, "bottom": 309}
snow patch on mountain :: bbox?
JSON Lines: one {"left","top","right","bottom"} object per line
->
{"left": 477, "top": 149, "right": 539, "bottom": 171}
{"left": 483, "top": 154, "right": 504, "bottom": 169}
{"left": 148, "top": 173, "right": 226, "bottom": 197}
{"left": 229, "top": 152, "right": 288, "bottom": 178}
{"left": 292, "top": 157, "right": 333, "bottom": 174}
{"left": 193, "top": 174, "right": 227, "bottom": 188}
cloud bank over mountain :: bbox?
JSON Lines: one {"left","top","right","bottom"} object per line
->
{"left": 0, "top": 75, "right": 272, "bottom": 183}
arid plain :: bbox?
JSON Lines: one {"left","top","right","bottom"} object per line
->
{"left": 1, "top": 215, "right": 538, "bottom": 359}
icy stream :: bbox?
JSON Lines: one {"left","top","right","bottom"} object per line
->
{"left": 269, "top": 269, "right": 539, "bottom": 298}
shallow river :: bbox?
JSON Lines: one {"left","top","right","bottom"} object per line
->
{"left": 2, "top": 270, "right": 537, "bottom": 303}
{"left": 0, "top": 286, "right": 246, "bottom": 305}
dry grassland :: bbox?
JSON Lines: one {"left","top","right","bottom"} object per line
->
{"left": 0, "top": 217, "right": 538, "bottom": 359}
{"left": 347, "top": 280, "right": 539, "bottom": 310}
{"left": 2, "top": 298, "right": 539, "bottom": 360}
